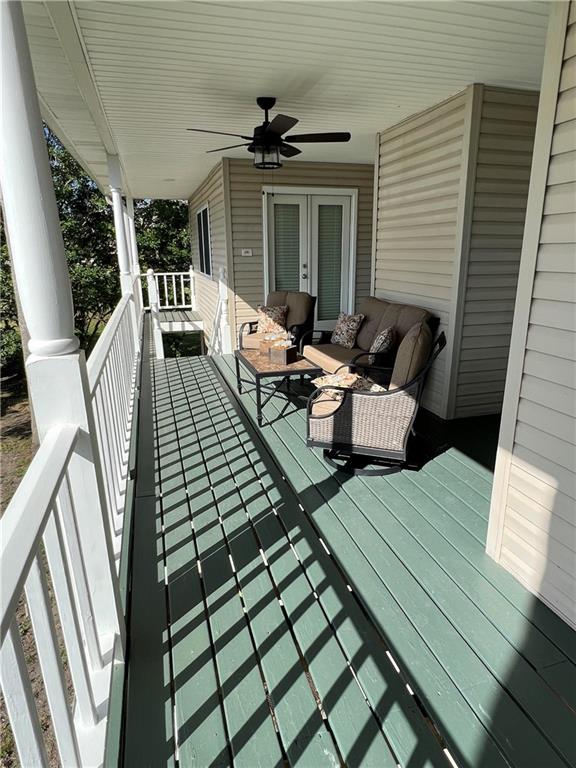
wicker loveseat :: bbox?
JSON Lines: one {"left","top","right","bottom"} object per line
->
{"left": 301, "top": 296, "right": 437, "bottom": 375}
{"left": 238, "top": 291, "right": 316, "bottom": 350}
{"left": 306, "top": 325, "right": 446, "bottom": 471}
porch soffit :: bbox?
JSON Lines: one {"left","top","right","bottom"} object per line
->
{"left": 23, "top": 1, "right": 549, "bottom": 200}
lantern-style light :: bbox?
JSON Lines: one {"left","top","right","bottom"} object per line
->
{"left": 253, "top": 145, "right": 282, "bottom": 170}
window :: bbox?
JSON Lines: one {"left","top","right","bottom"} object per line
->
{"left": 196, "top": 205, "right": 212, "bottom": 276}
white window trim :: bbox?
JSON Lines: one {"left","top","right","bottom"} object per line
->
{"left": 196, "top": 203, "right": 212, "bottom": 277}
{"left": 261, "top": 186, "right": 358, "bottom": 311}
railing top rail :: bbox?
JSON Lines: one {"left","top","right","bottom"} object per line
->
{"left": 0, "top": 424, "right": 79, "bottom": 642}
{"left": 87, "top": 293, "right": 133, "bottom": 392}
{"left": 144, "top": 271, "right": 191, "bottom": 278}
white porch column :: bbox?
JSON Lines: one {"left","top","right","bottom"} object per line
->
{"left": 125, "top": 197, "right": 140, "bottom": 275}
{"left": 126, "top": 196, "right": 143, "bottom": 315}
{"left": 107, "top": 153, "right": 132, "bottom": 296}
{"left": 147, "top": 269, "right": 164, "bottom": 359}
{"left": 1, "top": 1, "right": 124, "bottom": 659}
{"left": 219, "top": 266, "right": 232, "bottom": 354}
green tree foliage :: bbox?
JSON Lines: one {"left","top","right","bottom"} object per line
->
{"left": 0, "top": 233, "right": 20, "bottom": 370}
{"left": 135, "top": 198, "right": 190, "bottom": 272}
{"left": 0, "top": 127, "right": 190, "bottom": 367}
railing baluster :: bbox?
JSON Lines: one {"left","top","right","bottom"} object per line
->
{"left": 56, "top": 478, "right": 103, "bottom": 672}
{"left": 44, "top": 509, "right": 98, "bottom": 726}
{"left": 162, "top": 274, "right": 168, "bottom": 308}
{"left": 172, "top": 273, "right": 177, "bottom": 307}
{"left": 25, "top": 554, "right": 82, "bottom": 766}
{"left": 101, "top": 365, "right": 124, "bottom": 514}
{"left": 93, "top": 386, "right": 118, "bottom": 527}
{"left": 0, "top": 619, "right": 49, "bottom": 767}
{"left": 180, "top": 273, "right": 185, "bottom": 306}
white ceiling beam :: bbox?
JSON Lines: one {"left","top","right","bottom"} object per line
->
{"left": 44, "top": 1, "right": 131, "bottom": 194}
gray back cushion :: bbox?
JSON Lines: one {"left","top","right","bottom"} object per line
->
{"left": 377, "top": 303, "right": 431, "bottom": 341}
{"left": 390, "top": 322, "right": 432, "bottom": 389}
{"left": 266, "top": 291, "right": 314, "bottom": 328}
{"left": 356, "top": 297, "right": 390, "bottom": 350}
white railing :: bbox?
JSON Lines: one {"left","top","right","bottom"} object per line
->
{"left": 141, "top": 266, "right": 196, "bottom": 310}
{"left": 208, "top": 266, "right": 232, "bottom": 355}
{"left": 87, "top": 291, "right": 140, "bottom": 561}
{"left": 0, "top": 425, "right": 120, "bottom": 766}
{"left": 0, "top": 287, "right": 141, "bottom": 767}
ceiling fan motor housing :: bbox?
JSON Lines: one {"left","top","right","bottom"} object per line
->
{"left": 256, "top": 96, "right": 276, "bottom": 112}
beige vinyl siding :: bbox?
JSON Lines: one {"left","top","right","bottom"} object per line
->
{"left": 188, "top": 162, "right": 227, "bottom": 346}
{"left": 488, "top": 3, "right": 576, "bottom": 629}
{"left": 455, "top": 87, "right": 538, "bottom": 417}
{"left": 227, "top": 159, "right": 373, "bottom": 335}
{"left": 374, "top": 90, "right": 469, "bottom": 417}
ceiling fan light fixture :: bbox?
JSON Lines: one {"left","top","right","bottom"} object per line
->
{"left": 253, "top": 145, "right": 282, "bottom": 170}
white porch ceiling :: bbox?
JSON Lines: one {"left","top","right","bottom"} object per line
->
{"left": 23, "top": 1, "right": 549, "bottom": 199}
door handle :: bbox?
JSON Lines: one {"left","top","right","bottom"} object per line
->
{"left": 301, "top": 273, "right": 308, "bottom": 279}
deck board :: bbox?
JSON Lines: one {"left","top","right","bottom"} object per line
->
{"left": 214, "top": 352, "right": 576, "bottom": 768}
{"left": 182, "top": 359, "right": 401, "bottom": 767}
{"left": 177, "top": 359, "right": 380, "bottom": 767}
{"left": 123, "top": 333, "right": 576, "bottom": 768}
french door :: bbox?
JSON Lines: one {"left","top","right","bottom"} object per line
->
{"left": 266, "top": 191, "right": 354, "bottom": 329}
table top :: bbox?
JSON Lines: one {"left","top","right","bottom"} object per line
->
{"left": 235, "top": 348, "right": 322, "bottom": 377}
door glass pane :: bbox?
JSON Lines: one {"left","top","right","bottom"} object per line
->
{"left": 274, "top": 204, "right": 300, "bottom": 292}
{"left": 317, "top": 205, "right": 343, "bottom": 320}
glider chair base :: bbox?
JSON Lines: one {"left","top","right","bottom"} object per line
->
{"left": 320, "top": 446, "right": 407, "bottom": 476}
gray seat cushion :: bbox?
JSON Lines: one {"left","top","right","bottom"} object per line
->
{"left": 303, "top": 343, "right": 363, "bottom": 374}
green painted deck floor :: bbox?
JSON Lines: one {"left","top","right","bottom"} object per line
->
{"left": 123, "top": 340, "right": 576, "bottom": 768}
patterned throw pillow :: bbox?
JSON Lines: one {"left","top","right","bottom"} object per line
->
{"left": 330, "top": 313, "right": 365, "bottom": 349}
{"left": 368, "top": 326, "right": 395, "bottom": 364}
{"left": 257, "top": 305, "right": 288, "bottom": 334}
{"left": 312, "top": 372, "right": 386, "bottom": 401}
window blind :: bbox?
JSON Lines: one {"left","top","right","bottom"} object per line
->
{"left": 317, "top": 205, "right": 343, "bottom": 320}
{"left": 273, "top": 204, "right": 300, "bottom": 292}
{"left": 197, "top": 208, "right": 211, "bottom": 275}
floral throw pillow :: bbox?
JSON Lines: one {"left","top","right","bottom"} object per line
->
{"left": 312, "top": 372, "right": 386, "bottom": 401}
{"left": 368, "top": 326, "right": 395, "bottom": 364}
{"left": 257, "top": 305, "right": 288, "bottom": 334}
{"left": 330, "top": 313, "right": 365, "bottom": 349}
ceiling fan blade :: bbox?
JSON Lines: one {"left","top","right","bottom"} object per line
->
{"left": 266, "top": 114, "right": 299, "bottom": 136}
{"left": 206, "top": 143, "right": 251, "bottom": 153}
{"left": 279, "top": 143, "right": 302, "bottom": 158}
{"left": 187, "top": 128, "right": 253, "bottom": 140}
{"left": 284, "top": 132, "right": 351, "bottom": 143}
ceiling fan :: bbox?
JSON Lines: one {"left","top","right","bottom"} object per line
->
{"left": 186, "top": 97, "right": 351, "bottom": 169}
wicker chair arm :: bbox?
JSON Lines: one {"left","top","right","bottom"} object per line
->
{"left": 238, "top": 320, "right": 258, "bottom": 349}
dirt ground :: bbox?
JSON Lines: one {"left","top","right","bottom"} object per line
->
{"left": 1, "top": 371, "right": 65, "bottom": 768}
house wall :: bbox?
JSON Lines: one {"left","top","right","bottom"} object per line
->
{"left": 373, "top": 90, "right": 470, "bottom": 417}
{"left": 373, "top": 85, "right": 537, "bottom": 419}
{"left": 454, "top": 87, "right": 539, "bottom": 418}
{"left": 226, "top": 158, "right": 374, "bottom": 336}
{"left": 487, "top": 2, "right": 576, "bottom": 629}
{"left": 188, "top": 161, "right": 228, "bottom": 347}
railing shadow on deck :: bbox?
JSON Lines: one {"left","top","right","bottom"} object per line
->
{"left": 124, "top": 351, "right": 450, "bottom": 768}
{"left": 125, "top": 347, "right": 576, "bottom": 768}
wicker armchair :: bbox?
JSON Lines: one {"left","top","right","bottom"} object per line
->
{"left": 239, "top": 291, "right": 316, "bottom": 350}
{"left": 307, "top": 332, "right": 446, "bottom": 471}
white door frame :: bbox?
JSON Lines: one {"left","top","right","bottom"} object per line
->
{"left": 262, "top": 186, "right": 358, "bottom": 312}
